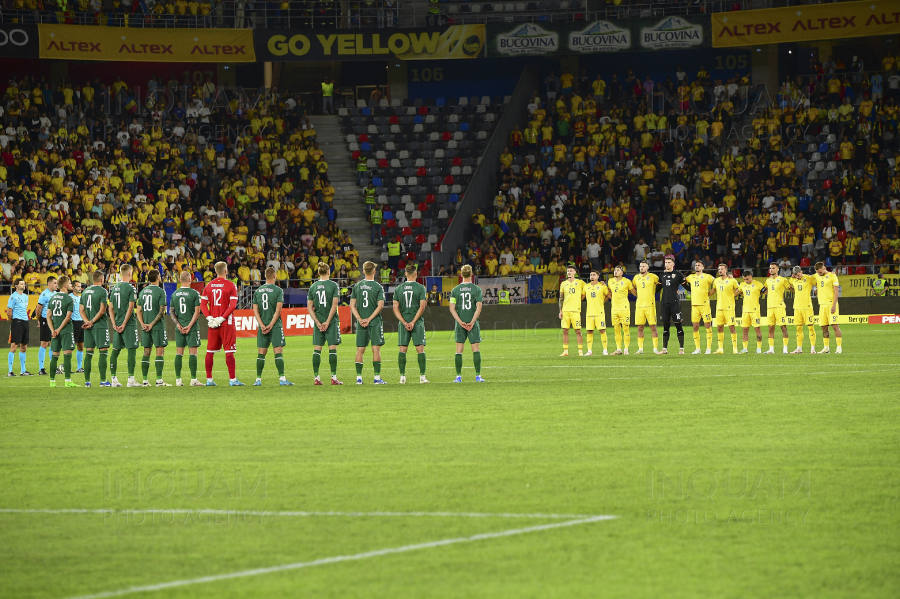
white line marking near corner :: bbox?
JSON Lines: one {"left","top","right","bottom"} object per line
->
{"left": 61, "top": 515, "right": 616, "bottom": 599}
{"left": 0, "top": 508, "right": 601, "bottom": 520}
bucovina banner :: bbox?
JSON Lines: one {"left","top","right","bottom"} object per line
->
{"left": 0, "top": 24, "right": 39, "bottom": 58}
{"left": 255, "top": 25, "right": 485, "bottom": 61}
{"left": 486, "top": 16, "right": 710, "bottom": 57}
{"left": 38, "top": 25, "right": 255, "bottom": 62}
{"left": 712, "top": 0, "right": 900, "bottom": 47}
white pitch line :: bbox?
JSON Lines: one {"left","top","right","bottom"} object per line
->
{"left": 62, "top": 514, "right": 616, "bottom": 599}
{"left": 0, "top": 508, "right": 599, "bottom": 520}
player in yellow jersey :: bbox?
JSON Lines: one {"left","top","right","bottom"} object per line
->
{"left": 713, "top": 263, "right": 741, "bottom": 354}
{"left": 737, "top": 270, "right": 765, "bottom": 353}
{"left": 684, "top": 260, "right": 715, "bottom": 354}
{"left": 558, "top": 265, "right": 585, "bottom": 356}
{"left": 763, "top": 262, "right": 790, "bottom": 354}
{"left": 608, "top": 265, "right": 635, "bottom": 355}
{"left": 786, "top": 265, "right": 817, "bottom": 354}
{"left": 633, "top": 261, "right": 661, "bottom": 355}
{"left": 583, "top": 270, "right": 610, "bottom": 356}
{"left": 813, "top": 261, "right": 842, "bottom": 353}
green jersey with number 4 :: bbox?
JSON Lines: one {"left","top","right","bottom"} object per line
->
{"left": 138, "top": 285, "right": 167, "bottom": 329}
{"left": 171, "top": 287, "right": 201, "bottom": 328}
{"left": 394, "top": 280, "right": 427, "bottom": 321}
{"left": 80, "top": 285, "right": 109, "bottom": 328}
{"left": 350, "top": 280, "right": 384, "bottom": 320}
{"left": 253, "top": 284, "right": 284, "bottom": 325}
{"left": 450, "top": 282, "right": 482, "bottom": 322}
{"left": 110, "top": 282, "right": 138, "bottom": 328}
{"left": 48, "top": 292, "right": 74, "bottom": 332}
{"left": 309, "top": 279, "right": 340, "bottom": 322}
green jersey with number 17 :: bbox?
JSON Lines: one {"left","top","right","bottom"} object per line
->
{"left": 309, "top": 279, "right": 340, "bottom": 323}
{"left": 450, "top": 282, "right": 482, "bottom": 322}
{"left": 394, "top": 280, "right": 427, "bottom": 321}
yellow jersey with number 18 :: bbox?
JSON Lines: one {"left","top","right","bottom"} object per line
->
{"left": 608, "top": 277, "right": 634, "bottom": 312}
{"left": 584, "top": 281, "right": 609, "bottom": 316}
{"left": 560, "top": 279, "right": 586, "bottom": 312}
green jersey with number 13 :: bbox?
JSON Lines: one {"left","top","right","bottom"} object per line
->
{"left": 450, "top": 282, "right": 482, "bottom": 322}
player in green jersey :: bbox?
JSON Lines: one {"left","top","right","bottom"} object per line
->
{"left": 109, "top": 264, "right": 140, "bottom": 387}
{"left": 449, "top": 265, "right": 485, "bottom": 382}
{"left": 350, "top": 261, "right": 386, "bottom": 385}
{"left": 47, "top": 276, "right": 79, "bottom": 388}
{"left": 170, "top": 270, "right": 204, "bottom": 387}
{"left": 136, "top": 270, "right": 171, "bottom": 387}
{"left": 80, "top": 270, "right": 112, "bottom": 388}
{"left": 253, "top": 266, "right": 294, "bottom": 386}
{"left": 392, "top": 263, "right": 429, "bottom": 384}
{"left": 308, "top": 262, "right": 342, "bottom": 385}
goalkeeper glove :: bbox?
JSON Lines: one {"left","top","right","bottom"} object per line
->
{"left": 206, "top": 315, "right": 217, "bottom": 328}
{"left": 213, "top": 316, "right": 225, "bottom": 328}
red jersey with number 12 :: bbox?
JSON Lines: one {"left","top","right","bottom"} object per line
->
{"left": 201, "top": 277, "right": 238, "bottom": 324}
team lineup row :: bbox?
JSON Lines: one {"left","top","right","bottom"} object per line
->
{"left": 4, "top": 263, "right": 487, "bottom": 387}
{"left": 557, "top": 258, "right": 844, "bottom": 356}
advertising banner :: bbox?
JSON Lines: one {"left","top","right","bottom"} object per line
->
{"left": 0, "top": 24, "right": 38, "bottom": 59}
{"left": 712, "top": 0, "right": 900, "bottom": 48}
{"left": 486, "top": 16, "right": 709, "bottom": 57}
{"left": 232, "top": 307, "right": 351, "bottom": 338}
{"left": 38, "top": 25, "right": 255, "bottom": 62}
{"left": 255, "top": 24, "right": 484, "bottom": 62}
{"left": 477, "top": 276, "right": 529, "bottom": 306}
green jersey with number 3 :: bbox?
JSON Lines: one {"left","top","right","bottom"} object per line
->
{"left": 48, "top": 292, "right": 74, "bottom": 332}
{"left": 253, "top": 284, "right": 284, "bottom": 325}
{"left": 171, "top": 287, "right": 201, "bottom": 328}
{"left": 138, "top": 285, "right": 167, "bottom": 330}
{"left": 450, "top": 282, "right": 482, "bottom": 322}
{"left": 80, "top": 285, "right": 109, "bottom": 328}
{"left": 110, "top": 282, "right": 138, "bottom": 328}
{"left": 350, "top": 280, "right": 384, "bottom": 320}
{"left": 394, "top": 280, "right": 427, "bottom": 321}
{"left": 309, "top": 279, "right": 340, "bottom": 322}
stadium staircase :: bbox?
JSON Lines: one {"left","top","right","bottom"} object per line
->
{"left": 313, "top": 116, "right": 382, "bottom": 266}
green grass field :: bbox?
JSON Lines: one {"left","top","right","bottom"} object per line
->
{"left": 1, "top": 325, "right": 898, "bottom": 599}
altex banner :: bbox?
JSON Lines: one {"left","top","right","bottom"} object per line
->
{"left": 255, "top": 25, "right": 485, "bottom": 62}
{"left": 713, "top": 0, "right": 900, "bottom": 48}
{"left": 38, "top": 25, "right": 255, "bottom": 62}
{"left": 486, "top": 16, "right": 709, "bottom": 57}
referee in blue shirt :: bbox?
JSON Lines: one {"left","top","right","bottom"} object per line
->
{"left": 6, "top": 278, "right": 33, "bottom": 376}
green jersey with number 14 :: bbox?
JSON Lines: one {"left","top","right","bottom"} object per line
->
{"left": 450, "top": 282, "right": 482, "bottom": 322}
{"left": 309, "top": 279, "right": 340, "bottom": 323}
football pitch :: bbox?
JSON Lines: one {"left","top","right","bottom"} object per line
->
{"left": 1, "top": 325, "right": 898, "bottom": 598}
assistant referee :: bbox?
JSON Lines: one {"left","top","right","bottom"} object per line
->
{"left": 6, "top": 278, "right": 33, "bottom": 376}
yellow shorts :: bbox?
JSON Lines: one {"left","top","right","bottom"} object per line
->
{"left": 691, "top": 305, "right": 712, "bottom": 324}
{"left": 741, "top": 311, "right": 761, "bottom": 328}
{"left": 714, "top": 309, "right": 735, "bottom": 327}
{"left": 818, "top": 303, "right": 839, "bottom": 326}
{"left": 766, "top": 306, "right": 787, "bottom": 327}
{"left": 585, "top": 315, "right": 606, "bottom": 330}
{"left": 560, "top": 311, "right": 581, "bottom": 329}
{"left": 794, "top": 309, "right": 814, "bottom": 326}
{"left": 635, "top": 306, "right": 657, "bottom": 326}
{"left": 611, "top": 311, "right": 631, "bottom": 327}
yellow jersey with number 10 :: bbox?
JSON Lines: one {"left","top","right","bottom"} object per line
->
{"left": 584, "top": 282, "right": 609, "bottom": 316}
{"left": 739, "top": 280, "right": 764, "bottom": 313}
{"left": 608, "top": 277, "right": 634, "bottom": 312}
{"left": 560, "top": 279, "right": 586, "bottom": 312}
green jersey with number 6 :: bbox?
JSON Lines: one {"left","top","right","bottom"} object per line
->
{"left": 350, "top": 280, "right": 384, "bottom": 320}
{"left": 309, "top": 279, "right": 340, "bottom": 322}
{"left": 171, "top": 287, "right": 201, "bottom": 328}
{"left": 253, "top": 283, "right": 284, "bottom": 325}
{"left": 394, "top": 280, "right": 427, "bottom": 321}
{"left": 450, "top": 282, "right": 482, "bottom": 322}
{"left": 80, "top": 285, "right": 109, "bottom": 328}
{"left": 138, "top": 285, "right": 167, "bottom": 330}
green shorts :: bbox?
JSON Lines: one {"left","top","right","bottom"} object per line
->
{"left": 258, "top": 322, "right": 286, "bottom": 349}
{"left": 176, "top": 325, "right": 202, "bottom": 348}
{"left": 50, "top": 328, "right": 76, "bottom": 353}
{"left": 141, "top": 325, "right": 169, "bottom": 348}
{"left": 398, "top": 319, "right": 426, "bottom": 347}
{"left": 355, "top": 317, "right": 384, "bottom": 347}
{"left": 312, "top": 319, "right": 342, "bottom": 347}
{"left": 454, "top": 321, "right": 482, "bottom": 344}
{"left": 112, "top": 326, "right": 141, "bottom": 350}
{"left": 83, "top": 326, "right": 110, "bottom": 349}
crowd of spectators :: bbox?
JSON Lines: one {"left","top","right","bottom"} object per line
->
{"left": 0, "top": 73, "right": 362, "bottom": 297}
{"left": 456, "top": 57, "right": 900, "bottom": 279}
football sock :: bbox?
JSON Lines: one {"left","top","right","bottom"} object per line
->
{"left": 601, "top": 330, "right": 609, "bottom": 352}
{"left": 328, "top": 350, "right": 337, "bottom": 375}
{"left": 142, "top": 357, "right": 150, "bottom": 381}
{"left": 562, "top": 343, "right": 568, "bottom": 352}
{"left": 638, "top": 336, "right": 644, "bottom": 351}
{"left": 742, "top": 339, "right": 748, "bottom": 351}
{"left": 675, "top": 323, "right": 685, "bottom": 348}
{"left": 652, "top": 336, "right": 659, "bottom": 351}
{"left": 717, "top": 331, "right": 724, "bottom": 349}
{"left": 473, "top": 351, "right": 481, "bottom": 375}
{"left": 355, "top": 362, "right": 363, "bottom": 376}
{"left": 622, "top": 326, "right": 630, "bottom": 350}
{"left": 796, "top": 325, "right": 804, "bottom": 348}
{"left": 188, "top": 354, "right": 197, "bottom": 379}
{"left": 76, "top": 350, "right": 83, "bottom": 370}
{"left": 7, "top": 352, "right": 13, "bottom": 373}
{"left": 705, "top": 331, "right": 712, "bottom": 351}
{"left": 225, "top": 352, "right": 237, "bottom": 379}
{"left": 19, "top": 351, "right": 26, "bottom": 373}
{"left": 454, "top": 352, "right": 462, "bottom": 375}
{"left": 127, "top": 348, "right": 137, "bottom": 377}
{"left": 822, "top": 337, "right": 829, "bottom": 350}
{"left": 312, "top": 350, "right": 321, "bottom": 376}
{"left": 39, "top": 346, "right": 46, "bottom": 370}
{"left": 417, "top": 352, "right": 426, "bottom": 375}
{"left": 769, "top": 337, "right": 776, "bottom": 350}
{"left": 174, "top": 354, "right": 183, "bottom": 379}
{"left": 205, "top": 351, "right": 215, "bottom": 378}
{"left": 614, "top": 325, "right": 623, "bottom": 350}
{"left": 662, "top": 324, "right": 670, "bottom": 348}
{"left": 836, "top": 337, "right": 842, "bottom": 348}
{"left": 373, "top": 361, "right": 381, "bottom": 378}
{"left": 731, "top": 335, "right": 738, "bottom": 353}
{"left": 49, "top": 354, "right": 58, "bottom": 381}
{"left": 155, "top": 356, "right": 164, "bottom": 379}
{"left": 808, "top": 326, "right": 816, "bottom": 348}
{"left": 586, "top": 332, "right": 593, "bottom": 352}
{"left": 98, "top": 350, "right": 108, "bottom": 381}
{"left": 110, "top": 348, "right": 121, "bottom": 376}
{"left": 577, "top": 342, "right": 583, "bottom": 353}
{"left": 398, "top": 351, "right": 406, "bottom": 375}
{"left": 63, "top": 353, "right": 72, "bottom": 379}
{"left": 274, "top": 354, "right": 285, "bottom": 377}
{"left": 782, "top": 337, "right": 789, "bottom": 350}
{"left": 257, "top": 355, "right": 266, "bottom": 378}
{"left": 84, "top": 350, "right": 93, "bottom": 382}
{"left": 692, "top": 330, "right": 700, "bottom": 350}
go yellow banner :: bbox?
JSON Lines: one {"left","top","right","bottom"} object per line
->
{"left": 38, "top": 25, "right": 255, "bottom": 62}
{"left": 713, "top": 0, "right": 900, "bottom": 47}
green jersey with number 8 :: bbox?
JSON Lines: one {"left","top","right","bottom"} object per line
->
{"left": 253, "top": 284, "right": 285, "bottom": 325}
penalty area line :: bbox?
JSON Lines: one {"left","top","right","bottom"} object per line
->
{"left": 0, "top": 508, "right": 601, "bottom": 520}
{"left": 62, "top": 515, "right": 617, "bottom": 599}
